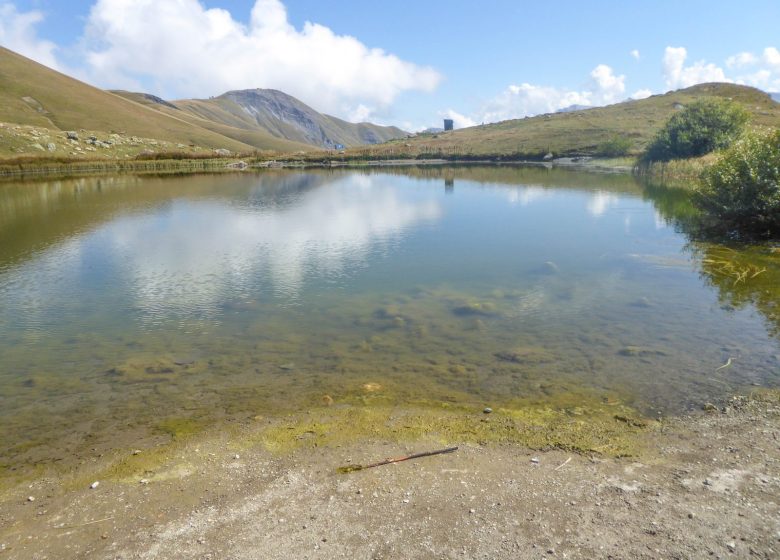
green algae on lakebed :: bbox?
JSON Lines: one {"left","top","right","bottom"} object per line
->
{"left": 1, "top": 384, "right": 652, "bottom": 493}
{"left": 67, "top": 388, "right": 777, "bottom": 490}
{"left": 253, "top": 392, "right": 651, "bottom": 459}
{"left": 74, "top": 398, "right": 648, "bottom": 488}
{"left": 155, "top": 417, "right": 208, "bottom": 440}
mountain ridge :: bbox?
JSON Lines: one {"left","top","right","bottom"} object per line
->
{"left": 0, "top": 46, "right": 404, "bottom": 158}
{"left": 112, "top": 88, "right": 406, "bottom": 151}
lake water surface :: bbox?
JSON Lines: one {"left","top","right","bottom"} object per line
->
{"left": 1, "top": 166, "right": 778, "bottom": 475}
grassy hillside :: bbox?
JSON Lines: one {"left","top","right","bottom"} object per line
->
{"left": 0, "top": 47, "right": 257, "bottom": 156}
{"left": 184, "top": 89, "right": 404, "bottom": 148}
{"left": 212, "top": 89, "right": 405, "bottom": 148}
{"left": 112, "top": 89, "right": 405, "bottom": 151}
{"left": 111, "top": 91, "right": 312, "bottom": 153}
{"left": 350, "top": 83, "right": 780, "bottom": 160}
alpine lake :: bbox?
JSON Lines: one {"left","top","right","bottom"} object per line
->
{"left": 1, "top": 165, "right": 778, "bottom": 484}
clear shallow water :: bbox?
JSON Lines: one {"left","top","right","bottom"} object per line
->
{"left": 0, "top": 167, "right": 778, "bottom": 474}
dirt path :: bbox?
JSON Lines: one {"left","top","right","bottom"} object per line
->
{"left": 1, "top": 395, "right": 779, "bottom": 559}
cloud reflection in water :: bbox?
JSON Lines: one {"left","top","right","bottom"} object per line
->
{"left": 105, "top": 173, "right": 442, "bottom": 318}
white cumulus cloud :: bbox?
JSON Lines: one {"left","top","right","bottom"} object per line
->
{"left": 631, "top": 88, "right": 653, "bottom": 100}
{"left": 726, "top": 52, "right": 758, "bottom": 69}
{"left": 589, "top": 64, "right": 626, "bottom": 102}
{"left": 662, "top": 46, "right": 780, "bottom": 93}
{"left": 79, "top": 0, "right": 441, "bottom": 120}
{"left": 0, "top": 3, "right": 59, "bottom": 68}
{"left": 723, "top": 47, "right": 780, "bottom": 91}
{"left": 663, "top": 46, "right": 729, "bottom": 90}
{"left": 765, "top": 47, "right": 780, "bottom": 68}
{"left": 469, "top": 64, "right": 625, "bottom": 123}
{"left": 630, "top": 49, "right": 640, "bottom": 60}
{"left": 480, "top": 83, "right": 587, "bottom": 122}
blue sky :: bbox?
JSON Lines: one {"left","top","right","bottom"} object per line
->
{"left": 2, "top": 0, "right": 779, "bottom": 130}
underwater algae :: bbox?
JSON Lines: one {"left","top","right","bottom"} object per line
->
{"left": 256, "top": 389, "right": 651, "bottom": 459}
{"left": 68, "top": 395, "right": 650, "bottom": 488}
{"left": 74, "top": 388, "right": 778, "bottom": 490}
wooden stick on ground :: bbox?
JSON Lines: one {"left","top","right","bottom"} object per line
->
{"left": 338, "top": 446, "right": 459, "bottom": 474}
{"left": 57, "top": 516, "right": 115, "bottom": 530}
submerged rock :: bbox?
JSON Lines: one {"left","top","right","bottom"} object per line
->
{"left": 373, "top": 305, "right": 408, "bottom": 329}
{"left": 452, "top": 301, "right": 498, "bottom": 317}
{"left": 145, "top": 366, "right": 175, "bottom": 374}
{"left": 374, "top": 305, "right": 401, "bottom": 319}
{"left": 495, "top": 346, "right": 555, "bottom": 364}
{"left": 618, "top": 346, "right": 668, "bottom": 357}
{"left": 630, "top": 297, "right": 653, "bottom": 308}
{"left": 173, "top": 358, "right": 196, "bottom": 367}
{"left": 614, "top": 414, "right": 647, "bottom": 428}
{"left": 105, "top": 356, "right": 197, "bottom": 381}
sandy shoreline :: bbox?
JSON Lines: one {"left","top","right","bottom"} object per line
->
{"left": 1, "top": 392, "right": 778, "bottom": 559}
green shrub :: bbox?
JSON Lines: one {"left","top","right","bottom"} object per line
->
{"left": 695, "top": 127, "right": 780, "bottom": 238}
{"left": 595, "top": 136, "right": 632, "bottom": 157}
{"left": 644, "top": 98, "right": 750, "bottom": 162}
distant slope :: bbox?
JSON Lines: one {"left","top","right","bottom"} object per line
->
{"left": 173, "top": 89, "right": 407, "bottom": 149}
{"left": 0, "top": 47, "right": 254, "bottom": 153}
{"left": 770, "top": 92, "right": 780, "bottom": 102}
{"left": 372, "top": 83, "right": 780, "bottom": 159}
{"left": 112, "top": 88, "right": 406, "bottom": 151}
{"left": 111, "top": 91, "right": 312, "bottom": 153}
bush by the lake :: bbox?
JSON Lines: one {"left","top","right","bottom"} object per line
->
{"left": 695, "top": 127, "right": 780, "bottom": 239}
{"left": 596, "top": 136, "right": 632, "bottom": 157}
{"left": 643, "top": 98, "right": 750, "bottom": 162}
